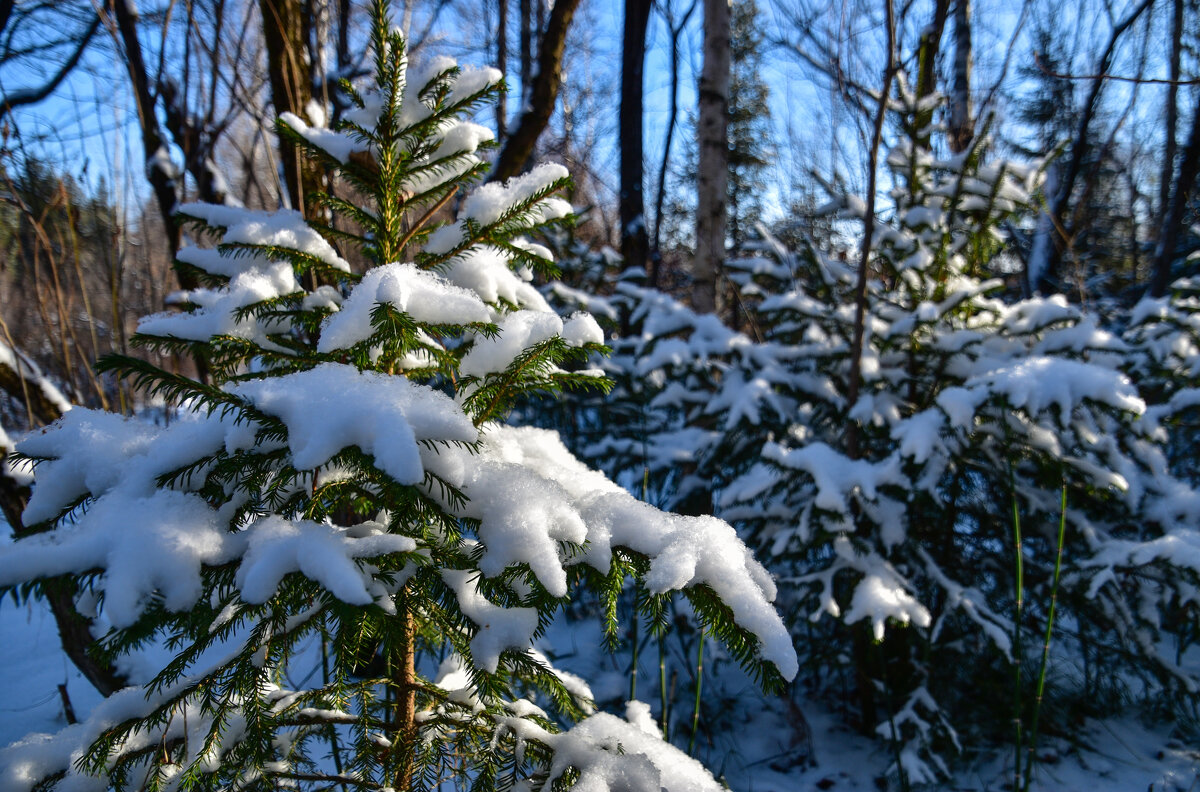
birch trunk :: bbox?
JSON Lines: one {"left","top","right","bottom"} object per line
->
{"left": 694, "top": 0, "right": 729, "bottom": 315}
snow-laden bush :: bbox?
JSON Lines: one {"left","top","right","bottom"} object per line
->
{"left": 546, "top": 82, "right": 1200, "bottom": 783}
{"left": 0, "top": 6, "right": 796, "bottom": 790}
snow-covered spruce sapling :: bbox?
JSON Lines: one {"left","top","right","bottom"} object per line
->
{"left": 715, "top": 90, "right": 1200, "bottom": 780}
{"left": 0, "top": 8, "right": 797, "bottom": 791}
{"left": 541, "top": 79, "right": 1200, "bottom": 782}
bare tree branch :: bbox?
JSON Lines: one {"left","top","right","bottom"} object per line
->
{"left": 491, "top": 0, "right": 582, "bottom": 182}
{"left": 0, "top": 14, "right": 101, "bottom": 116}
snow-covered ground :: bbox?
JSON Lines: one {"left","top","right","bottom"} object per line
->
{"left": 1, "top": 522, "right": 1194, "bottom": 791}
{"left": 1, "top": 610, "right": 1191, "bottom": 791}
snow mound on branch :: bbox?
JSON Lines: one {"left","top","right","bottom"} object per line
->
{"left": 19, "top": 410, "right": 165, "bottom": 525}
{"left": 763, "top": 441, "right": 904, "bottom": 515}
{"left": 500, "top": 702, "right": 724, "bottom": 792}
{"left": 138, "top": 260, "right": 298, "bottom": 344}
{"left": 182, "top": 204, "right": 351, "bottom": 274}
{"left": 460, "top": 310, "right": 565, "bottom": 376}
{"left": 440, "top": 246, "right": 551, "bottom": 310}
{"left": 279, "top": 111, "right": 367, "bottom": 164}
{"left": 1, "top": 486, "right": 234, "bottom": 627}
{"left": 237, "top": 516, "right": 417, "bottom": 605}
{"left": 423, "top": 426, "right": 798, "bottom": 680}
{"left": 317, "top": 263, "right": 492, "bottom": 352}
{"left": 140, "top": 203, "right": 358, "bottom": 344}
{"left": 938, "top": 356, "right": 1144, "bottom": 429}
{"left": 424, "top": 164, "right": 573, "bottom": 255}
{"left": 232, "top": 362, "right": 477, "bottom": 483}
{"left": 443, "top": 569, "right": 539, "bottom": 674}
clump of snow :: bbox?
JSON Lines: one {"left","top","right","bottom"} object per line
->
{"left": 19, "top": 409, "right": 184, "bottom": 525}
{"left": 8, "top": 488, "right": 232, "bottom": 628}
{"left": 511, "top": 706, "right": 725, "bottom": 792}
{"left": 443, "top": 569, "right": 539, "bottom": 673}
{"left": 424, "top": 164, "right": 573, "bottom": 256}
{"left": 965, "top": 356, "right": 1144, "bottom": 423}
{"left": 221, "top": 211, "right": 351, "bottom": 273}
{"left": 139, "top": 259, "right": 298, "bottom": 343}
{"left": 279, "top": 111, "right": 367, "bottom": 164}
{"left": 460, "top": 310, "right": 565, "bottom": 377}
{"left": 231, "top": 363, "right": 477, "bottom": 483}
{"left": 763, "top": 441, "right": 903, "bottom": 516}
{"left": 462, "top": 164, "right": 571, "bottom": 227}
{"left": 439, "top": 246, "right": 551, "bottom": 310}
{"left": 424, "top": 427, "right": 799, "bottom": 681}
{"left": 562, "top": 313, "right": 604, "bottom": 347}
{"left": 317, "top": 263, "right": 492, "bottom": 352}
{"left": 237, "top": 516, "right": 416, "bottom": 605}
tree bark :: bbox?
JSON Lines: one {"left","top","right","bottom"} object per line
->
{"left": 947, "top": 0, "right": 973, "bottom": 153}
{"left": 519, "top": 0, "right": 533, "bottom": 96}
{"left": 110, "top": 0, "right": 184, "bottom": 266}
{"left": 491, "top": 0, "right": 581, "bottom": 182}
{"left": 1033, "top": 0, "right": 1153, "bottom": 294}
{"left": 1151, "top": 89, "right": 1200, "bottom": 297}
{"left": 652, "top": 0, "right": 698, "bottom": 287}
{"left": 693, "top": 0, "right": 730, "bottom": 315}
{"left": 1160, "top": 0, "right": 1184, "bottom": 223}
{"left": 391, "top": 604, "right": 417, "bottom": 790}
{"left": 260, "top": 0, "right": 323, "bottom": 219}
{"left": 497, "top": 0, "right": 508, "bottom": 143}
{"left": 160, "top": 78, "right": 229, "bottom": 206}
{"left": 620, "top": 0, "right": 652, "bottom": 276}
{"left": 912, "top": 0, "right": 949, "bottom": 148}
{"left": 337, "top": 0, "right": 352, "bottom": 75}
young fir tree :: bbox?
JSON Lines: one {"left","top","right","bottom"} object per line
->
{"left": 716, "top": 83, "right": 1200, "bottom": 780}
{"left": 726, "top": 0, "right": 772, "bottom": 256}
{"left": 0, "top": 6, "right": 797, "bottom": 790}
{"left": 546, "top": 77, "right": 1200, "bottom": 784}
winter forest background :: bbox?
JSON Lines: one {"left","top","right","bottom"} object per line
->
{"left": 1, "top": 0, "right": 1200, "bottom": 789}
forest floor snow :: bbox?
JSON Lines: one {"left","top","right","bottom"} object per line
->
{"left": 0, "top": 540, "right": 1194, "bottom": 791}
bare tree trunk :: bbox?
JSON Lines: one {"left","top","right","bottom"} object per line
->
{"left": 110, "top": 0, "right": 184, "bottom": 265}
{"left": 693, "top": 0, "right": 730, "bottom": 315}
{"left": 620, "top": 0, "right": 652, "bottom": 276}
{"left": 947, "top": 0, "right": 973, "bottom": 153}
{"left": 312, "top": 0, "right": 332, "bottom": 109}
{"left": 497, "top": 0, "right": 508, "bottom": 143}
{"left": 1152, "top": 90, "right": 1200, "bottom": 297}
{"left": 337, "top": 0, "right": 351, "bottom": 75}
{"left": 1160, "top": 0, "right": 1184, "bottom": 223}
{"left": 912, "top": 0, "right": 949, "bottom": 148}
{"left": 390, "top": 604, "right": 418, "bottom": 791}
{"left": 846, "top": 0, "right": 897, "bottom": 462}
{"left": 1032, "top": 0, "right": 1153, "bottom": 294}
{"left": 652, "top": 0, "right": 698, "bottom": 287}
{"left": 519, "top": 0, "right": 533, "bottom": 96}
{"left": 260, "top": 0, "right": 322, "bottom": 219}
{"left": 491, "top": 0, "right": 581, "bottom": 181}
